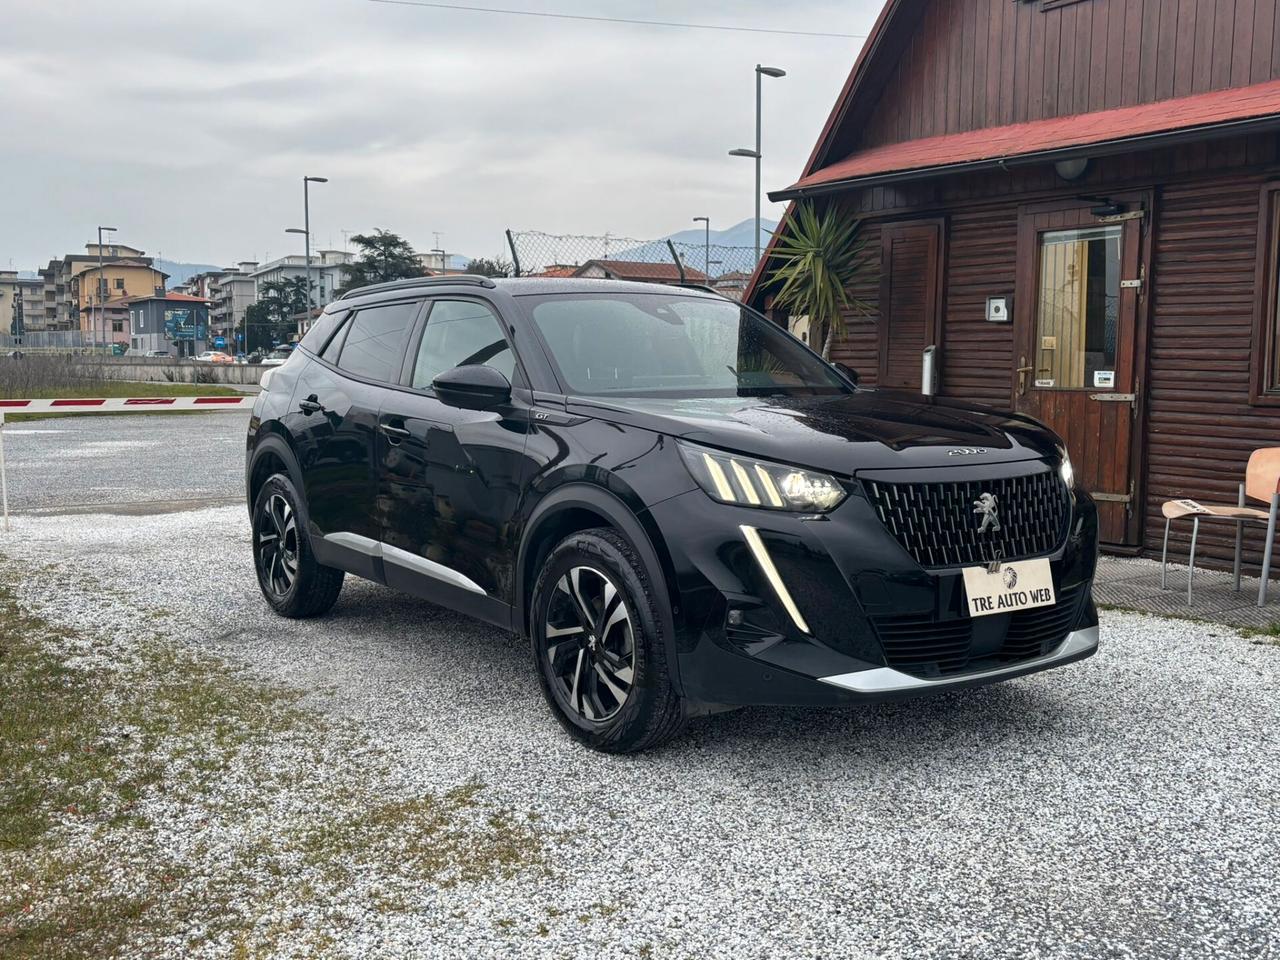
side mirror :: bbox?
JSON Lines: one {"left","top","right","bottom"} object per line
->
{"left": 834, "top": 362, "right": 860, "bottom": 386}
{"left": 433, "top": 364, "right": 512, "bottom": 410}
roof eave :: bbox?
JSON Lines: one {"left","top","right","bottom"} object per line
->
{"left": 770, "top": 113, "right": 1280, "bottom": 202}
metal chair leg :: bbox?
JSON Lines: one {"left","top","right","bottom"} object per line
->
{"left": 1235, "top": 483, "right": 1245, "bottom": 592}
{"left": 1259, "top": 494, "right": 1279, "bottom": 607}
{"left": 1161, "top": 518, "right": 1171, "bottom": 590}
{"left": 1187, "top": 516, "right": 1200, "bottom": 605}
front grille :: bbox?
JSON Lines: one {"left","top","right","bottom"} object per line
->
{"left": 864, "top": 467, "right": 1070, "bottom": 568}
{"left": 871, "top": 584, "right": 1085, "bottom": 679}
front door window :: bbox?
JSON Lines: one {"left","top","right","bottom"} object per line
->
{"left": 1033, "top": 225, "right": 1121, "bottom": 390}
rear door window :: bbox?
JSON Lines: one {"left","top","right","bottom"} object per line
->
{"left": 334, "top": 301, "right": 420, "bottom": 383}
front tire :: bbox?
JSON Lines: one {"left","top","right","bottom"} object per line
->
{"left": 252, "top": 473, "right": 344, "bottom": 618}
{"left": 531, "top": 528, "right": 685, "bottom": 753}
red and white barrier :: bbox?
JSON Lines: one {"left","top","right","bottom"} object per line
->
{"left": 0, "top": 394, "right": 256, "bottom": 531}
{"left": 0, "top": 395, "right": 255, "bottom": 412}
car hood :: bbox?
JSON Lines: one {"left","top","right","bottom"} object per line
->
{"left": 567, "top": 390, "right": 1061, "bottom": 475}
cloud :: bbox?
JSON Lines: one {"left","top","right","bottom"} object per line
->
{"left": 0, "top": 0, "right": 876, "bottom": 269}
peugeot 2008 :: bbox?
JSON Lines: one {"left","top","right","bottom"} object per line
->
{"left": 245, "top": 276, "right": 1098, "bottom": 752}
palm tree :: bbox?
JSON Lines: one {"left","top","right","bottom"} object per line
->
{"left": 766, "top": 201, "right": 872, "bottom": 360}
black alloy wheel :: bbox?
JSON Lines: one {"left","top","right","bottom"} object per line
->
{"left": 251, "top": 473, "right": 344, "bottom": 618}
{"left": 544, "top": 565, "right": 637, "bottom": 722}
{"left": 531, "top": 528, "right": 685, "bottom": 753}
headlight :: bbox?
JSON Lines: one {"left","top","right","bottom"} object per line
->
{"left": 678, "top": 442, "right": 846, "bottom": 513}
{"left": 1059, "top": 451, "right": 1075, "bottom": 488}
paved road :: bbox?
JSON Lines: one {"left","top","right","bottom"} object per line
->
{"left": 2, "top": 412, "right": 247, "bottom": 513}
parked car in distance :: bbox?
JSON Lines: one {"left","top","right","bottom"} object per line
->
{"left": 141, "top": 349, "right": 172, "bottom": 358}
{"left": 194, "top": 350, "right": 234, "bottom": 364}
{"left": 260, "top": 349, "right": 292, "bottom": 367}
{"left": 246, "top": 276, "right": 1099, "bottom": 753}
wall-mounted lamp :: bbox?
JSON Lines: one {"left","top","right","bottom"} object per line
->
{"left": 1054, "top": 157, "right": 1090, "bottom": 181}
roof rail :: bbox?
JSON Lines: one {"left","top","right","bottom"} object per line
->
{"left": 337, "top": 274, "right": 497, "bottom": 301}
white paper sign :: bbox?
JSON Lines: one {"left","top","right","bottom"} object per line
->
{"left": 1094, "top": 370, "right": 1116, "bottom": 388}
{"left": 962, "top": 558, "right": 1057, "bottom": 619}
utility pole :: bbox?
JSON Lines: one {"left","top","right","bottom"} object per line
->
{"left": 729, "top": 65, "right": 786, "bottom": 266}
{"left": 96, "top": 226, "right": 117, "bottom": 352}
{"left": 302, "top": 176, "right": 328, "bottom": 328}
{"left": 693, "top": 217, "right": 711, "bottom": 280}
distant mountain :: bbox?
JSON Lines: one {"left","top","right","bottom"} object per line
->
{"left": 610, "top": 218, "right": 778, "bottom": 277}
{"left": 156, "top": 259, "right": 223, "bottom": 289}
{"left": 661, "top": 218, "right": 779, "bottom": 250}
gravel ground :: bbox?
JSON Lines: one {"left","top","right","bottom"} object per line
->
{"left": 1, "top": 412, "right": 246, "bottom": 511}
{"left": 4, "top": 504, "right": 1279, "bottom": 959}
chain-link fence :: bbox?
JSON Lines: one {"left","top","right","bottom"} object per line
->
{"left": 505, "top": 230, "right": 760, "bottom": 300}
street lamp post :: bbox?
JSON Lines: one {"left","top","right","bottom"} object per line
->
{"left": 730, "top": 65, "right": 786, "bottom": 266}
{"left": 693, "top": 217, "right": 710, "bottom": 280}
{"left": 302, "top": 176, "right": 328, "bottom": 325}
{"left": 96, "top": 226, "right": 117, "bottom": 351}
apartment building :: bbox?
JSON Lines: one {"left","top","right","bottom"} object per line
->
{"left": 38, "top": 242, "right": 167, "bottom": 335}
{"left": 209, "top": 262, "right": 258, "bottom": 346}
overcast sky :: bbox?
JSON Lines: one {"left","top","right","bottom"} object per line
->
{"left": 0, "top": 0, "right": 879, "bottom": 270}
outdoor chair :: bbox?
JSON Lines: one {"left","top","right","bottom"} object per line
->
{"left": 1161, "top": 448, "right": 1280, "bottom": 606}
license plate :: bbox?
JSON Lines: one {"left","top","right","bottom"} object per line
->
{"left": 961, "top": 558, "right": 1056, "bottom": 618}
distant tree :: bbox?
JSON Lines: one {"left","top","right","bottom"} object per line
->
{"left": 464, "top": 257, "right": 512, "bottom": 278}
{"left": 246, "top": 276, "right": 310, "bottom": 352}
{"left": 340, "top": 229, "right": 425, "bottom": 293}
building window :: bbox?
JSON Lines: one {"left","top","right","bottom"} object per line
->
{"left": 1033, "top": 225, "right": 1120, "bottom": 390}
{"left": 112, "top": 319, "right": 124, "bottom": 333}
{"left": 114, "top": 277, "right": 124, "bottom": 289}
{"left": 1254, "top": 185, "right": 1280, "bottom": 403}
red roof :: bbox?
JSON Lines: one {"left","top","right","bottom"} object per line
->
{"left": 573, "top": 259, "right": 709, "bottom": 283}
{"left": 778, "top": 78, "right": 1280, "bottom": 197}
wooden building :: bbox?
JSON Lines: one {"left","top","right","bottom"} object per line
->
{"left": 749, "top": 0, "right": 1280, "bottom": 569}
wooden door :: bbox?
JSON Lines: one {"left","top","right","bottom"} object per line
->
{"left": 1013, "top": 203, "right": 1148, "bottom": 546}
{"left": 879, "top": 219, "right": 944, "bottom": 389}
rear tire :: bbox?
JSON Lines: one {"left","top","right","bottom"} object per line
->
{"left": 531, "top": 527, "right": 685, "bottom": 753}
{"left": 252, "top": 473, "right": 344, "bottom": 618}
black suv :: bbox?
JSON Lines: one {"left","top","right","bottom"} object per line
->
{"left": 246, "top": 276, "right": 1099, "bottom": 752}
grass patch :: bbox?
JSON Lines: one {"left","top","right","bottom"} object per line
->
{"left": 0, "top": 573, "right": 550, "bottom": 958}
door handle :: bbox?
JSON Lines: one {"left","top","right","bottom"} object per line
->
{"left": 1016, "top": 357, "right": 1034, "bottom": 396}
{"left": 379, "top": 422, "right": 411, "bottom": 443}
{"left": 298, "top": 395, "right": 323, "bottom": 414}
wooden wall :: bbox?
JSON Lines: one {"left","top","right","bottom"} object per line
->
{"left": 826, "top": 133, "right": 1280, "bottom": 570}
{"left": 852, "top": 0, "right": 1280, "bottom": 153}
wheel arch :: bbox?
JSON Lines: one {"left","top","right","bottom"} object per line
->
{"left": 246, "top": 431, "right": 308, "bottom": 526}
{"left": 516, "top": 484, "right": 684, "bottom": 689}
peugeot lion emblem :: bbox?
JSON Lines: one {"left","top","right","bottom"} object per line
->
{"left": 973, "top": 492, "right": 1001, "bottom": 534}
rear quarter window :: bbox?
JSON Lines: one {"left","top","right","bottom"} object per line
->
{"left": 298, "top": 309, "right": 349, "bottom": 355}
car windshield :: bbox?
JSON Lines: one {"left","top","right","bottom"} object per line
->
{"left": 522, "top": 292, "right": 850, "bottom": 398}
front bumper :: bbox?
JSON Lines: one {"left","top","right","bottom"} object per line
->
{"left": 646, "top": 479, "right": 1099, "bottom": 708}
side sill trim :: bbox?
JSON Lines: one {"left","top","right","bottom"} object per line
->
{"left": 323, "top": 532, "right": 487, "bottom": 596}
{"left": 820, "top": 626, "right": 1099, "bottom": 694}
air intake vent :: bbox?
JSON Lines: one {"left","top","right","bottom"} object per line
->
{"left": 863, "top": 467, "right": 1070, "bottom": 569}
{"left": 870, "top": 584, "right": 1085, "bottom": 679}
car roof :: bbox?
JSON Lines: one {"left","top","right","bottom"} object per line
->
{"left": 333, "top": 275, "right": 724, "bottom": 309}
